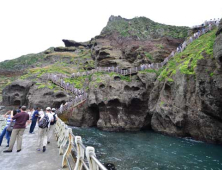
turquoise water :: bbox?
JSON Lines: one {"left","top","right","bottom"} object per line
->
{"left": 72, "top": 128, "right": 222, "bottom": 170}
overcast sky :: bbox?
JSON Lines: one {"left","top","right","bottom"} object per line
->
{"left": 0, "top": 0, "right": 221, "bottom": 62}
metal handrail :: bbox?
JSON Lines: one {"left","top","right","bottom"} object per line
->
{"left": 79, "top": 142, "right": 86, "bottom": 150}
{"left": 91, "top": 155, "right": 107, "bottom": 170}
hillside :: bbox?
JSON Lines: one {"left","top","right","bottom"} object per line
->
{"left": 102, "top": 15, "right": 189, "bottom": 39}
{"left": 0, "top": 15, "right": 188, "bottom": 100}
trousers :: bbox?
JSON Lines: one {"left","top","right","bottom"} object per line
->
{"left": 0, "top": 126, "right": 11, "bottom": 145}
{"left": 37, "top": 128, "right": 48, "bottom": 148}
{"left": 29, "top": 120, "right": 37, "bottom": 133}
{"left": 8, "top": 128, "right": 25, "bottom": 151}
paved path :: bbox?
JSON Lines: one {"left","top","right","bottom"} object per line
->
{"left": 0, "top": 119, "right": 68, "bottom": 170}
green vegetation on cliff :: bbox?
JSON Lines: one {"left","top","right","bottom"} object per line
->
{"left": 159, "top": 29, "right": 216, "bottom": 81}
{"left": 102, "top": 16, "right": 189, "bottom": 39}
{"left": 0, "top": 52, "right": 47, "bottom": 70}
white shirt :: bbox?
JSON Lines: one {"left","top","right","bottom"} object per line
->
{"left": 39, "top": 111, "right": 53, "bottom": 128}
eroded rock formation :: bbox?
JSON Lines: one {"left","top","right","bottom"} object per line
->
{"left": 2, "top": 79, "right": 70, "bottom": 109}
{"left": 148, "top": 21, "right": 222, "bottom": 144}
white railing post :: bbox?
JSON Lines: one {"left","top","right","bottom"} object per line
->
{"left": 74, "top": 136, "right": 84, "bottom": 170}
{"left": 62, "top": 128, "right": 73, "bottom": 168}
{"left": 59, "top": 125, "right": 69, "bottom": 155}
{"left": 57, "top": 122, "right": 65, "bottom": 147}
{"left": 86, "top": 147, "right": 99, "bottom": 170}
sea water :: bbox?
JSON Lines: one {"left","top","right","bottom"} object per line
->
{"left": 72, "top": 128, "right": 222, "bottom": 170}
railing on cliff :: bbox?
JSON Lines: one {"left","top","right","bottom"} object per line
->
{"left": 55, "top": 117, "right": 107, "bottom": 170}
{"left": 69, "top": 22, "right": 218, "bottom": 78}
{"left": 48, "top": 21, "right": 218, "bottom": 116}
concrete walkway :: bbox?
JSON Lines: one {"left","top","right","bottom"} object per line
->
{"left": 0, "top": 120, "right": 68, "bottom": 170}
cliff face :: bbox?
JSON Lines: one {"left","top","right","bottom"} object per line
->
{"left": 148, "top": 25, "right": 222, "bottom": 144}
{"left": 90, "top": 16, "right": 188, "bottom": 67}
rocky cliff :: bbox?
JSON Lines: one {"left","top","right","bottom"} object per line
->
{"left": 1, "top": 16, "right": 222, "bottom": 144}
{"left": 148, "top": 24, "right": 222, "bottom": 144}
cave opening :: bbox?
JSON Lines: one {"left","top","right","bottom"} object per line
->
{"left": 99, "top": 84, "right": 105, "bottom": 89}
{"left": 14, "top": 100, "right": 21, "bottom": 106}
{"left": 89, "top": 104, "right": 100, "bottom": 127}
{"left": 219, "top": 55, "right": 222, "bottom": 63}
{"left": 53, "top": 100, "right": 66, "bottom": 109}
{"left": 114, "top": 76, "right": 121, "bottom": 81}
{"left": 55, "top": 93, "right": 66, "bottom": 98}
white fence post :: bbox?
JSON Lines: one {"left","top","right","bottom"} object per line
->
{"left": 86, "top": 147, "right": 99, "bottom": 170}
{"left": 74, "top": 136, "right": 84, "bottom": 170}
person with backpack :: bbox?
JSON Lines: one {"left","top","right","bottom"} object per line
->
{"left": 37, "top": 107, "right": 53, "bottom": 152}
{"left": 47, "top": 108, "right": 57, "bottom": 144}
{"left": 4, "top": 106, "right": 30, "bottom": 153}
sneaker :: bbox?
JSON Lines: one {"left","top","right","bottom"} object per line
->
{"left": 17, "top": 149, "right": 21, "bottom": 152}
{"left": 36, "top": 148, "right": 41, "bottom": 151}
{"left": 47, "top": 141, "right": 50, "bottom": 144}
{"left": 43, "top": 146, "right": 46, "bottom": 152}
{"left": 3, "top": 150, "right": 12, "bottom": 153}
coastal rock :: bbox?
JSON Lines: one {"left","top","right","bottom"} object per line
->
{"left": 2, "top": 79, "right": 70, "bottom": 109}
{"left": 2, "top": 80, "right": 34, "bottom": 106}
{"left": 149, "top": 55, "right": 222, "bottom": 144}
{"left": 27, "top": 86, "right": 69, "bottom": 109}
{"left": 62, "top": 39, "right": 91, "bottom": 48}
{"left": 54, "top": 46, "right": 76, "bottom": 52}
{"left": 84, "top": 72, "right": 157, "bottom": 131}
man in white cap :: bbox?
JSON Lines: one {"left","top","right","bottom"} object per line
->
{"left": 37, "top": 107, "right": 53, "bottom": 152}
{"left": 47, "top": 108, "right": 57, "bottom": 144}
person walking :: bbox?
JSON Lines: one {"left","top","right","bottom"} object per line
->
{"left": 0, "top": 110, "right": 17, "bottom": 147}
{"left": 37, "top": 107, "right": 53, "bottom": 152}
{"left": 3, "top": 106, "right": 30, "bottom": 153}
{"left": 47, "top": 108, "right": 57, "bottom": 144}
{"left": 29, "top": 107, "right": 40, "bottom": 134}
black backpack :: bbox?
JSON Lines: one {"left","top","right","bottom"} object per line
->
{"left": 39, "top": 113, "right": 49, "bottom": 128}
{"left": 50, "top": 113, "right": 57, "bottom": 125}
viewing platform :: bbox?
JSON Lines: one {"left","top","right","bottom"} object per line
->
{"left": 0, "top": 121, "right": 68, "bottom": 170}
{"left": 0, "top": 116, "right": 107, "bottom": 170}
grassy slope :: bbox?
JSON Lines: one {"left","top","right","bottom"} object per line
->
{"left": 159, "top": 29, "right": 216, "bottom": 81}
{"left": 102, "top": 16, "right": 189, "bottom": 39}
{"left": 0, "top": 52, "right": 47, "bottom": 70}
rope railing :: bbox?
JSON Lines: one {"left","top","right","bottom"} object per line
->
{"left": 55, "top": 117, "right": 108, "bottom": 170}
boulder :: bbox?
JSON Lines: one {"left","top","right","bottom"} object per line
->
{"left": 62, "top": 39, "right": 92, "bottom": 48}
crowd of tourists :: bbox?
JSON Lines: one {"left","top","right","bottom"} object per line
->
{"left": 0, "top": 106, "right": 57, "bottom": 153}
{"left": 192, "top": 18, "right": 221, "bottom": 29}
{"left": 49, "top": 74, "right": 88, "bottom": 114}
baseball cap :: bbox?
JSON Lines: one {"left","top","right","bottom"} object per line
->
{"left": 46, "top": 107, "right": 51, "bottom": 111}
{"left": 52, "top": 108, "right": 56, "bottom": 111}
